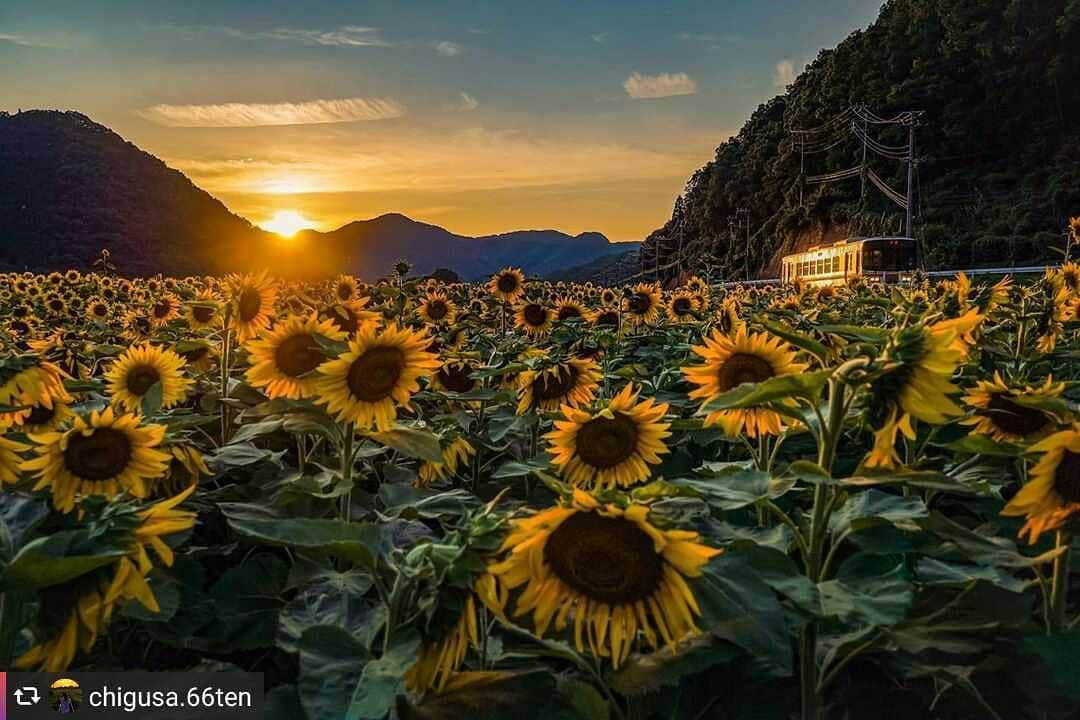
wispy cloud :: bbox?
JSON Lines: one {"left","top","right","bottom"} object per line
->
{"left": 434, "top": 40, "right": 461, "bottom": 56}
{"left": 773, "top": 59, "right": 796, "bottom": 88}
{"left": 0, "top": 32, "right": 67, "bottom": 48}
{"left": 623, "top": 72, "right": 697, "bottom": 100}
{"left": 591, "top": 32, "right": 611, "bottom": 44}
{"left": 165, "top": 24, "right": 389, "bottom": 47}
{"left": 458, "top": 92, "right": 479, "bottom": 112}
{"left": 138, "top": 97, "right": 406, "bottom": 127}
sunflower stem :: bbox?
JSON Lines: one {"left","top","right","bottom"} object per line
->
{"left": 1048, "top": 530, "right": 1072, "bottom": 634}
{"left": 800, "top": 378, "right": 846, "bottom": 720}
{"left": 340, "top": 422, "right": 355, "bottom": 522}
{"left": 219, "top": 321, "right": 233, "bottom": 445}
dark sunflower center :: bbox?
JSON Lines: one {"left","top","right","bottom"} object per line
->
{"left": 64, "top": 427, "right": 133, "bottom": 481}
{"left": 346, "top": 346, "right": 406, "bottom": 402}
{"left": 48, "top": 299, "right": 63, "bottom": 312}
{"left": 673, "top": 297, "right": 692, "bottom": 314}
{"left": 544, "top": 512, "right": 663, "bottom": 604}
{"left": 274, "top": 333, "right": 324, "bottom": 377}
{"left": 92, "top": 303, "right": 108, "bottom": 317}
{"left": 628, "top": 293, "right": 651, "bottom": 315}
{"left": 575, "top": 412, "right": 639, "bottom": 469}
{"left": 986, "top": 393, "right": 1050, "bottom": 437}
{"left": 717, "top": 353, "right": 774, "bottom": 391}
{"left": 437, "top": 364, "right": 475, "bottom": 393}
{"left": 192, "top": 306, "right": 215, "bottom": 323}
{"left": 426, "top": 300, "right": 448, "bottom": 320}
{"left": 523, "top": 304, "right": 548, "bottom": 327}
{"left": 1065, "top": 272, "right": 1079, "bottom": 291}
{"left": 181, "top": 346, "right": 209, "bottom": 362}
{"left": 558, "top": 305, "right": 582, "bottom": 321}
{"left": 238, "top": 288, "right": 262, "bottom": 321}
{"left": 26, "top": 403, "right": 57, "bottom": 425}
{"left": 534, "top": 365, "right": 579, "bottom": 401}
{"left": 1053, "top": 450, "right": 1080, "bottom": 503}
{"left": 337, "top": 283, "right": 353, "bottom": 301}
{"left": 497, "top": 274, "right": 519, "bottom": 293}
{"left": 153, "top": 301, "right": 171, "bottom": 318}
{"left": 126, "top": 365, "right": 161, "bottom": 396}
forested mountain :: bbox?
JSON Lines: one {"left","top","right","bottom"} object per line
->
{"left": 0, "top": 111, "right": 628, "bottom": 279}
{"left": 0, "top": 110, "right": 275, "bottom": 276}
{"left": 643, "top": 0, "right": 1080, "bottom": 281}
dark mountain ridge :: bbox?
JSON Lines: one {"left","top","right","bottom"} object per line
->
{"left": 0, "top": 110, "right": 630, "bottom": 279}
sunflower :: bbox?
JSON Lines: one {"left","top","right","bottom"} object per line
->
{"left": 962, "top": 373, "right": 1064, "bottom": 443}
{"left": 315, "top": 323, "right": 440, "bottom": 430}
{"left": 228, "top": 271, "right": 278, "bottom": 341}
{"left": 405, "top": 592, "right": 484, "bottom": 694}
{"left": 554, "top": 297, "right": 587, "bottom": 322}
{"left": 487, "top": 267, "right": 526, "bottom": 304}
{"left": 21, "top": 397, "right": 75, "bottom": 433}
{"left": 432, "top": 360, "right": 479, "bottom": 395}
{"left": 418, "top": 292, "right": 458, "bottom": 325}
{"left": 514, "top": 302, "right": 553, "bottom": 338}
{"left": 245, "top": 314, "right": 344, "bottom": 399}
{"left": 184, "top": 291, "right": 221, "bottom": 330}
{"left": 684, "top": 275, "right": 709, "bottom": 297}
{"left": 176, "top": 340, "right": 216, "bottom": 373}
{"left": 863, "top": 311, "right": 984, "bottom": 468}
{"left": 148, "top": 293, "right": 181, "bottom": 328}
{"left": 85, "top": 296, "right": 111, "bottom": 323}
{"left": 666, "top": 290, "right": 699, "bottom": 323}
{"left": 487, "top": 489, "right": 720, "bottom": 667}
{"left": 159, "top": 444, "right": 212, "bottom": 496}
{"left": 623, "top": 283, "right": 662, "bottom": 327}
{"left": 1002, "top": 425, "right": 1080, "bottom": 543}
{"left": 591, "top": 307, "right": 620, "bottom": 329}
{"left": 714, "top": 297, "right": 742, "bottom": 335}
{"left": 683, "top": 327, "right": 807, "bottom": 438}
{"left": 418, "top": 437, "right": 476, "bottom": 486}
{"left": 332, "top": 273, "right": 360, "bottom": 303}
{"left": 516, "top": 358, "right": 601, "bottom": 414}
{"left": 600, "top": 288, "right": 619, "bottom": 306}
{"left": 23, "top": 407, "right": 171, "bottom": 512}
{"left": 324, "top": 299, "right": 378, "bottom": 337}
{"left": 547, "top": 384, "right": 670, "bottom": 490}
{"left": 14, "top": 484, "right": 196, "bottom": 671}
{"left": 0, "top": 358, "right": 70, "bottom": 430}
{"left": 105, "top": 344, "right": 192, "bottom": 413}
{"left": 0, "top": 436, "right": 28, "bottom": 486}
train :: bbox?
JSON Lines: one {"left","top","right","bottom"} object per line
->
{"left": 780, "top": 236, "right": 918, "bottom": 286}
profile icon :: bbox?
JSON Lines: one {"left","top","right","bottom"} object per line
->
{"left": 49, "top": 678, "right": 81, "bottom": 714}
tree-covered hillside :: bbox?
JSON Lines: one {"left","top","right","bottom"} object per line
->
{"left": 644, "top": 0, "right": 1080, "bottom": 281}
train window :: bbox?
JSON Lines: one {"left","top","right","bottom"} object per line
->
{"left": 862, "top": 239, "right": 917, "bottom": 271}
{"left": 832, "top": 256, "right": 839, "bottom": 272}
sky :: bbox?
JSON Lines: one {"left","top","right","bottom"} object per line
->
{"left": 0, "top": 1, "right": 884, "bottom": 241}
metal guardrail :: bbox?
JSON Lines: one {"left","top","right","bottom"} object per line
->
{"left": 716, "top": 266, "right": 1055, "bottom": 289}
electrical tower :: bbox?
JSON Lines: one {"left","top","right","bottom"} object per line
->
{"left": 791, "top": 104, "right": 924, "bottom": 238}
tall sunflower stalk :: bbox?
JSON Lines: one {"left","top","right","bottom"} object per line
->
{"left": 219, "top": 304, "right": 233, "bottom": 445}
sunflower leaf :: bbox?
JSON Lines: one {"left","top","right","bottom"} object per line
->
{"left": 697, "top": 370, "right": 832, "bottom": 413}
{"left": 757, "top": 318, "right": 830, "bottom": 362}
{"left": 369, "top": 426, "right": 444, "bottom": 463}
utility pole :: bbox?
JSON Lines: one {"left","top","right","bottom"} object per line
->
{"left": 904, "top": 112, "right": 922, "bottom": 238}
{"left": 735, "top": 207, "right": 750, "bottom": 281}
{"left": 859, "top": 112, "right": 868, "bottom": 199}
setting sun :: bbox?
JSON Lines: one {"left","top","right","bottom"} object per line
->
{"left": 260, "top": 210, "right": 315, "bottom": 237}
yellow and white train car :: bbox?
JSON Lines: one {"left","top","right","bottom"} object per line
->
{"left": 781, "top": 236, "right": 917, "bottom": 286}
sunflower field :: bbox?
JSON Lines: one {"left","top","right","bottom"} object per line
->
{"left": 1, "top": 263, "right": 1079, "bottom": 719}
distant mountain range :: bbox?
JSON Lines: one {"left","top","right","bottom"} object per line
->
{"left": 295, "top": 214, "right": 632, "bottom": 281}
{"left": 0, "top": 110, "right": 635, "bottom": 279}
